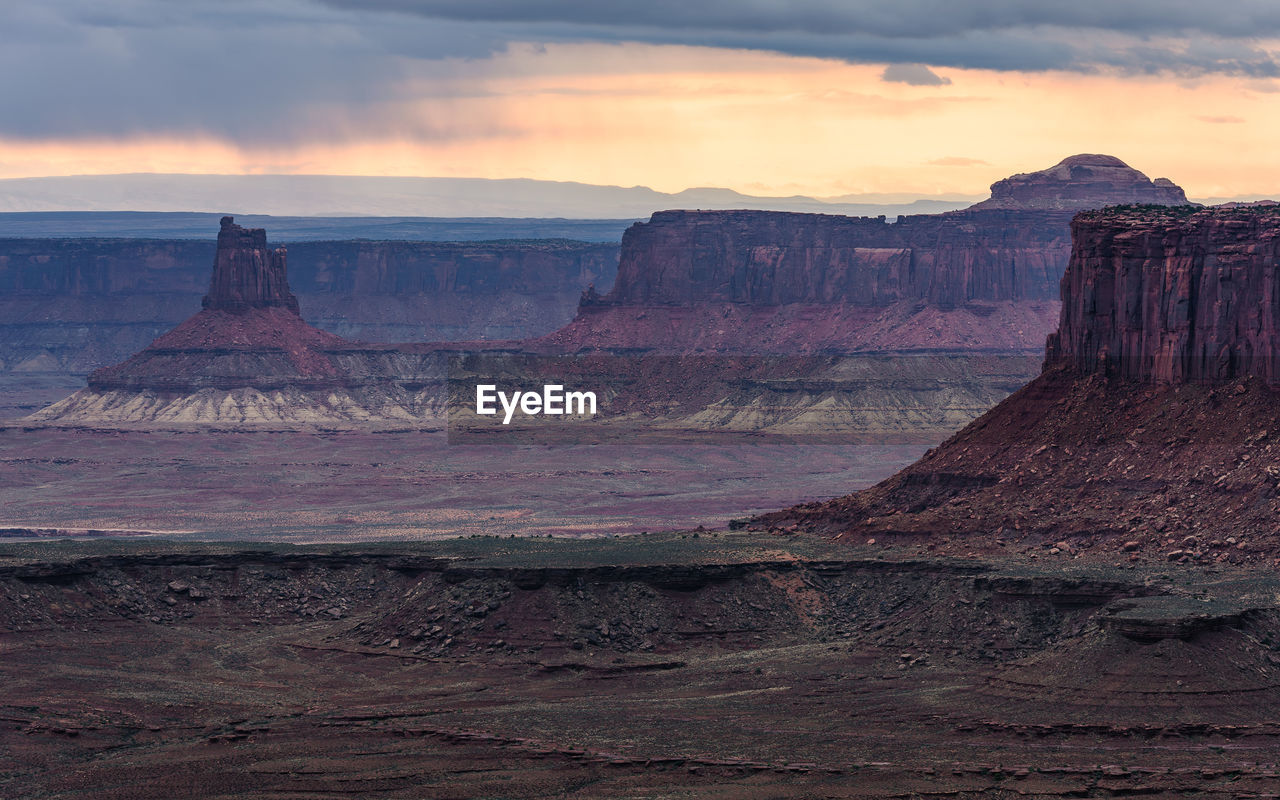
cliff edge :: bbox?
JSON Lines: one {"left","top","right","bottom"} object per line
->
{"left": 539, "top": 208, "right": 1072, "bottom": 354}
{"left": 759, "top": 206, "right": 1280, "bottom": 563}
{"left": 1047, "top": 206, "right": 1280, "bottom": 383}
{"left": 541, "top": 155, "right": 1190, "bottom": 355}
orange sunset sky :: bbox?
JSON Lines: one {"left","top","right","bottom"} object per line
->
{"left": 7, "top": 3, "right": 1280, "bottom": 201}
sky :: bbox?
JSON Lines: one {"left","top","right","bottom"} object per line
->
{"left": 4, "top": 1, "right": 1280, "bottom": 199}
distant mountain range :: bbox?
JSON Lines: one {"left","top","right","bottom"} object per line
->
{"left": 0, "top": 212, "right": 637, "bottom": 242}
{"left": 0, "top": 174, "right": 980, "bottom": 219}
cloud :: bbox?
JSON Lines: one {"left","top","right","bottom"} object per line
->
{"left": 318, "top": 2, "right": 1280, "bottom": 40}
{"left": 322, "top": 1, "right": 1280, "bottom": 75}
{"left": 927, "top": 157, "right": 989, "bottom": 166}
{"left": 881, "top": 64, "right": 951, "bottom": 86}
{"left": 0, "top": 0, "right": 512, "bottom": 143}
{"left": 1196, "top": 114, "right": 1246, "bottom": 123}
{"left": 6, "top": 0, "right": 1280, "bottom": 148}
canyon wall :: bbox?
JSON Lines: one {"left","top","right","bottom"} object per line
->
{"left": 287, "top": 239, "right": 617, "bottom": 342}
{"left": 546, "top": 208, "right": 1074, "bottom": 354}
{"left": 550, "top": 154, "right": 1191, "bottom": 356}
{"left": 0, "top": 236, "right": 618, "bottom": 377}
{"left": 1047, "top": 207, "right": 1280, "bottom": 384}
{"left": 596, "top": 209, "right": 1073, "bottom": 308}
{"left": 766, "top": 206, "right": 1280, "bottom": 553}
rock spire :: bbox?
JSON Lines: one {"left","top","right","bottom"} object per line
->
{"left": 202, "top": 216, "right": 300, "bottom": 314}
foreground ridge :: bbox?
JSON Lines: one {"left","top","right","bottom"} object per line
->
{"left": 5, "top": 536, "right": 1280, "bottom": 797}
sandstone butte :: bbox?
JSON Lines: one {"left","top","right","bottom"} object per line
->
{"left": 968, "top": 153, "right": 1187, "bottom": 210}
{"left": 760, "top": 205, "right": 1280, "bottom": 563}
{"left": 27, "top": 217, "right": 447, "bottom": 426}
{"left": 538, "top": 154, "right": 1191, "bottom": 355}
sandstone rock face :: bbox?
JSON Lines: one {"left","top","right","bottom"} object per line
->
{"left": 969, "top": 154, "right": 1188, "bottom": 211}
{"left": 600, "top": 209, "right": 1072, "bottom": 308}
{"left": 562, "top": 154, "right": 1190, "bottom": 352}
{"left": 203, "top": 217, "right": 300, "bottom": 314}
{"left": 545, "top": 208, "right": 1074, "bottom": 353}
{"left": 287, "top": 239, "right": 618, "bottom": 342}
{"left": 761, "top": 206, "right": 1280, "bottom": 557}
{"left": 1047, "top": 207, "right": 1280, "bottom": 384}
{"left": 0, "top": 237, "right": 618, "bottom": 385}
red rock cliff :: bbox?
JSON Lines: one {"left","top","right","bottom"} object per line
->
{"left": 597, "top": 208, "right": 1075, "bottom": 308}
{"left": 1047, "top": 207, "right": 1280, "bottom": 384}
{"left": 202, "top": 216, "right": 300, "bottom": 314}
{"left": 761, "top": 205, "right": 1280, "bottom": 559}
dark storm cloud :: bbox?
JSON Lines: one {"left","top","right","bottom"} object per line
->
{"left": 881, "top": 64, "right": 951, "bottom": 86}
{"left": 321, "top": 0, "right": 1280, "bottom": 76}
{"left": 314, "top": 1, "right": 1280, "bottom": 39}
{"left": 0, "top": 0, "right": 511, "bottom": 142}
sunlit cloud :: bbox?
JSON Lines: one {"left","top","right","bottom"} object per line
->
{"left": 5, "top": 2, "right": 1280, "bottom": 201}
{"left": 928, "top": 157, "right": 989, "bottom": 167}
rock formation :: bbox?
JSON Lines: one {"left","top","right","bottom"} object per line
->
{"left": 542, "top": 156, "right": 1190, "bottom": 356}
{"left": 203, "top": 216, "right": 300, "bottom": 313}
{"left": 23, "top": 158, "right": 1198, "bottom": 438}
{"left": 589, "top": 208, "right": 1070, "bottom": 307}
{"left": 760, "top": 206, "right": 1280, "bottom": 562}
{"left": 541, "top": 208, "right": 1071, "bottom": 354}
{"left": 969, "top": 154, "right": 1188, "bottom": 210}
{"left": 1047, "top": 206, "right": 1280, "bottom": 384}
{"left": 28, "top": 218, "right": 447, "bottom": 427}
{"left": 0, "top": 234, "right": 617, "bottom": 393}
{"left": 507, "top": 157, "right": 1192, "bottom": 439}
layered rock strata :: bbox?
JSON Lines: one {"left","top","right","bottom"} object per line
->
{"left": 969, "top": 154, "right": 1188, "bottom": 211}
{"left": 0, "top": 235, "right": 617, "bottom": 378}
{"left": 542, "top": 208, "right": 1070, "bottom": 354}
{"left": 203, "top": 216, "right": 299, "bottom": 312}
{"left": 1047, "top": 206, "right": 1280, "bottom": 383}
{"left": 595, "top": 208, "right": 1070, "bottom": 308}
{"left": 29, "top": 219, "right": 448, "bottom": 427}
{"left": 545, "top": 155, "right": 1189, "bottom": 355}
{"left": 24, "top": 159, "right": 1196, "bottom": 437}
{"left": 761, "top": 207, "right": 1280, "bottom": 560}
